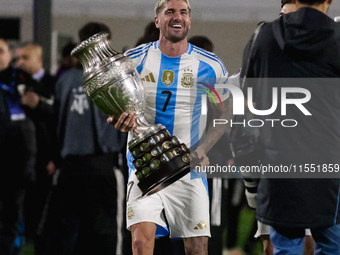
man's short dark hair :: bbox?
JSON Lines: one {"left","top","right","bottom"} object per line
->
{"left": 78, "top": 22, "right": 111, "bottom": 41}
{"left": 282, "top": 0, "right": 327, "bottom": 8}
{"left": 281, "top": 0, "right": 293, "bottom": 8}
{"left": 296, "top": 0, "right": 328, "bottom": 6}
{"left": 62, "top": 42, "right": 78, "bottom": 57}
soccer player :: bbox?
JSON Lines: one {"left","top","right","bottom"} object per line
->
{"left": 108, "top": 0, "right": 230, "bottom": 254}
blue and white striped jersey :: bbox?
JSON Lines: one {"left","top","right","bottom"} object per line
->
{"left": 125, "top": 41, "right": 228, "bottom": 150}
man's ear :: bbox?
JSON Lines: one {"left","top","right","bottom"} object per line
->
{"left": 155, "top": 17, "right": 160, "bottom": 28}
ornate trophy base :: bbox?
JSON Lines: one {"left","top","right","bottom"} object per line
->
{"left": 129, "top": 125, "right": 191, "bottom": 196}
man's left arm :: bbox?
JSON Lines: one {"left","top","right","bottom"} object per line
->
{"left": 194, "top": 96, "right": 231, "bottom": 166}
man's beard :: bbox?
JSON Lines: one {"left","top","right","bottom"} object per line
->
{"left": 167, "top": 28, "right": 189, "bottom": 43}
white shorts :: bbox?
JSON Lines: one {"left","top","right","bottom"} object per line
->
{"left": 255, "top": 221, "right": 312, "bottom": 238}
{"left": 126, "top": 171, "right": 211, "bottom": 238}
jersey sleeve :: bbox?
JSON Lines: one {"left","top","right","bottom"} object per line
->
{"left": 213, "top": 58, "right": 229, "bottom": 103}
{"left": 124, "top": 42, "right": 153, "bottom": 73}
{"left": 203, "top": 52, "right": 229, "bottom": 103}
{"left": 190, "top": 45, "right": 229, "bottom": 103}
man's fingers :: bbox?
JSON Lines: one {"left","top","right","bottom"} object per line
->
{"left": 107, "top": 116, "right": 114, "bottom": 124}
{"left": 122, "top": 114, "right": 137, "bottom": 132}
{"left": 114, "top": 112, "right": 128, "bottom": 130}
{"left": 200, "top": 155, "right": 210, "bottom": 167}
{"left": 192, "top": 151, "right": 210, "bottom": 168}
{"left": 108, "top": 113, "right": 137, "bottom": 132}
{"left": 126, "top": 114, "right": 137, "bottom": 130}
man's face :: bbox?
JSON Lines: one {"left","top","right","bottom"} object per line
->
{"left": 15, "top": 46, "right": 42, "bottom": 75}
{"left": 280, "top": 3, "right": 297, "bottom": 15}
{"left": 155, "top": 0, "right": 191, "bottom": 43}
{"left": 0, "top": 39, "right": 12, "bottom": 71}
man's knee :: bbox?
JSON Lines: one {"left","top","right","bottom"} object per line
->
{"left": 131, "top": 222, "right": 156, "bottom": 254}
{"left": 133, "top": 238, "right": 150, "bottom": 252}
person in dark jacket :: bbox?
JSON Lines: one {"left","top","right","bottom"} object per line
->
{"left": 241, "top": 0, "right": 340, "bottom": 253}
{"left": 0, "top": 38, "right": 37, "bottom": 255}
{"left": 50, "top": 22, "right": 127, "bottom": 255}
{"left": 14, "top": 42, "right": 57, "bottom": 255}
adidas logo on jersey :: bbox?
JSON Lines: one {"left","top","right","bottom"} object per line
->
{"left": 141, "top": 73, "right": 156, "bottom": 83}
{"left": 194, "top": 220, "right": 208, "bottom": 230}
{"left": 127, "top": 206, "right": 135, "bottom": 220}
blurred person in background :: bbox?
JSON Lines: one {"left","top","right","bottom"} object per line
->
{"left": 280, "top": 0, "right": 297, "bottom": 15}
{"left": 55, "top": 42, "right": 78, "bottom": 79}
{"left": 243, "top": 1, "right": 314, "bottom": 254}
{"left": 0, "top": 38, "right": 37, "bottom": 255}
{"left": 241, "top": 0, "right": 340, "bottom": 254}
{"left": 135, "top": 21, "right": 160, "bottom": 47}
{"left": 51, "top": 22, "right": 126, "bottom": 255}
{"left": 14, "top": 42, "right": 57, "bottom": 255}
{"left": 188, "top": 35, "right": 213, "bottom": 52}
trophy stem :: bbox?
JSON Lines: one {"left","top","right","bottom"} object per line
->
{"left": 136, "top": 114, "right": 149, "bottom": 127}
{"left": 134, "top": 115, "right": 152, "bottom": 135}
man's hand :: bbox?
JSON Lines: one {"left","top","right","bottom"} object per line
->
{"left": 107, "top": 112, "right": 137, "bottom": 132}
{"left": 193, "top": 147, "right": 210, "bottom": 167}
{"left": 21, "top": 91, "right": 40, "bottom": 109}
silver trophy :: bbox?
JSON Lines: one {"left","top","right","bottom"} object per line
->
{"left": 71, "top": 33, "right": 191, "bottom": 195}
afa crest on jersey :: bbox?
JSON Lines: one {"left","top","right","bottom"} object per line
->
{"left": 181, "top": 69, "right": 194, "bottom": 88}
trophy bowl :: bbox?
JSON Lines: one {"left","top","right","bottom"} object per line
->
{"left": 71, "top": 33, "right": 191, "bottom": 195}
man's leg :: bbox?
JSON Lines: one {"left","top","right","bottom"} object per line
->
{"left": 257, "top": 222, "right": 273, "bottom": 255}
{"left": 270, "top": 227, "right": 305, "bottom": 255}
{"left": 260, "top": 226, "right": 314, "bottom": 255}
{"left": 130, "top": 222, "right": 157, "bottom": 255}
{"left": 312, "top": 224, "right": 340, "bottom": 255}
{"left": 303, "top": 235, "right": 314, "bottom": 255}
{"left": 261, "top": 235, "right": 274, "bottom": 255}
{"left": 183, "top": 236, "right": 208, "bottom": 255}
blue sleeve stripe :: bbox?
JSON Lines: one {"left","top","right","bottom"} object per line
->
{"left": 192, "top": 45, "right": 215, "bottom": 57}
{"left": 197, "top": 60, "right": 217, "bottom": 87}
{"left": 125, "top": 47, "right": 142, "bottom": 57}
{"left": 125, "top": 43, "right": 152, "bottom": 58}
{"left": 136, "top": 62, "right": 144, "bottom": 74}
{"left": 190, "top": 92, "right": 201, "bottom": 149}
{"left": 127, "top": 48, "right": 149, "bottom": 59}
{"left": 192, "top": 46, "right": 227, "bottom": 76}
{"left": 202, "top": 177, "right": 209, "bottom": 196}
